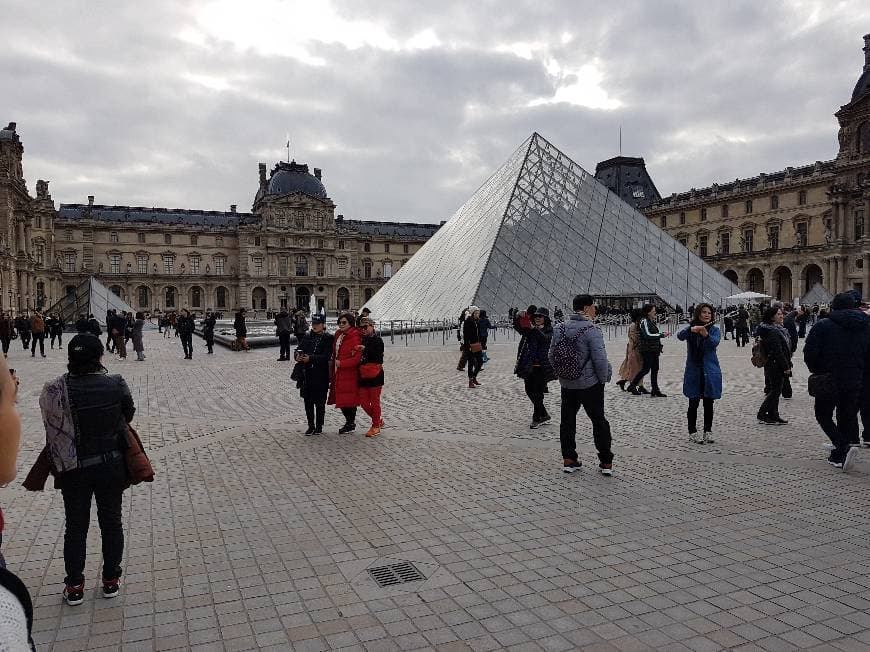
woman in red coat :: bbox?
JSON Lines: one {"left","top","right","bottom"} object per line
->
{"left": 330, "top": 312, "right": 362, "bottom": 433}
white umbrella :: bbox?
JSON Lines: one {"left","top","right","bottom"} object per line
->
{"left": 725, "top": 291, "right": 771, "bottom": 302}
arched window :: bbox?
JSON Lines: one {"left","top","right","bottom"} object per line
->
{"left": 109, "top": 285, "right": 123, "bottom": 298}
{"left": 190, "top": 286, "right": 202, "bottom": 308}
{"left": 165, "top": 287, "right": 176, "bottom": 308}
{"left": 859, "top": 121, "right": 870, "bottom": 153}
{"left": 252, "top": 287, "right": 267, "bottom": 310}
{"left": 337, "top": 287, "right": 350, "bottom": 311}
{"left": 216, "top": 286, "right": 228, "bottom": 309}
{"left": 137, "top": 286, "right": 150, "bottom": 308}
{"left": 295, "top": 286, "right": 310, "bottom": 311}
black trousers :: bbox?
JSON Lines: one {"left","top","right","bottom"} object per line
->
{"left": 341, "top": 406, "right": 357, "bottom": 425}
{"left": 304, "top": 398, "right": 326, "bottom": 429}
{"left": 60, "top": 462, "right": 126, "bottom": 585}
{"left": 278, "top": 332, "right": 291, "bottom": 359}
{"left": 204, "top": 334, "right": 214, "bottom": 353}
{"left": 630, "top": 351, "right": 660, "bottom": 392}
{"left": 815, "top": 388, "right": 861, "bottom": 463}
{"left": 50, "top": 331, "right": 63, "bottom": 348}
{"left": 758, "top": 366, "right": 784, "bottom": 419}
{"left": 467, "top": 351, "right": 483, "bottom": 379}
{"left": 736, "top": 328, "right": 749, "bottom": 347}
{"left": 20, "top": 332, "right": 30, "bottom": 349}
{"left": 559, "top": 383, "right": 613, "bottom": 464}
{"left": 862, "top": 382, "right": 870, "bottom": 443}
{"left": 30, "top": 333, "right": 45, "bottom": 356}
{"left": 180, "top": 333, "right": 193, "bottom": 357}
{"left": 0, "top": 337, "right": 9, "bottom": 355}
{"left": 524, "top": 369, "right": 549, "bottom": 422}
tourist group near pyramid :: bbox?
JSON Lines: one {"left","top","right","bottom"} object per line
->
{"left": 364, "top": 133, "right": 738, "bottom": 321}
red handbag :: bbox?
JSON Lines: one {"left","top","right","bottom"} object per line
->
{"left": 469, "top": 342, "right": 483, "bottom": 353}
{"left": 359, "top": 363, "right": 382, "bottom": 380}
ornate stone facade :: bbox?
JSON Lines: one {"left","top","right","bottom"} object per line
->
{"left": 644, "top": 34, "right": 870, "bottom": 303}
{"left": 0, "top": 127, "right": 439, "bottom": 316}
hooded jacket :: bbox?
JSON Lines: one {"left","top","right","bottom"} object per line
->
{"left": 548, "top": 314, "right": 612, "bottom": 389}
{"left": 804, "top": 308, "right": 870, "bottom": 390}
{"left": 756, "top": 323, "right": 792, "bottom": 372}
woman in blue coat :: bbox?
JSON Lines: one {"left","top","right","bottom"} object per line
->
{"left": 677, "top": 303, "right": 722, "bottom": 444}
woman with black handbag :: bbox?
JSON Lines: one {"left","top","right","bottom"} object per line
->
{"left": 463, "top": 307, "right": 484, "bottom": 388}
{"left": 515, "top": 307, "right": 556, "bottom": 428}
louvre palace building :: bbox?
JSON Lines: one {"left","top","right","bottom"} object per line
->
{"left": 0, "top": 126, "right": 439, "bottom": 316}
{"left": 643, "top": 34, "right": 870, "bottom": 303}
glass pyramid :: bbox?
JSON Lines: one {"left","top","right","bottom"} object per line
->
{"left": 46, "top": 276, "right": 136, "bottom": 325}
{"left": 365, "top": 133, "right": 739, "bottom": 321}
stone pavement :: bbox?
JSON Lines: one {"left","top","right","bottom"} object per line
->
{"left": 3, "top": 327, "right": 870, "bottom": 652}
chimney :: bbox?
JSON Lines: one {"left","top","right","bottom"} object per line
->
{"left": 864, "top": 33, "right": 870, "bottom": 71}
{"left": 230, "top": 204, "right": 237, "bottom": 213}
{"left": 258, "top": 163, "right": 267, "bottom": 187}
{"left": 5, "top": 122, "right": 15, "bottom": 132}
{"left": 313, "top": 167, "right": 322, "bottom": 180}
{"left": 87, "top": 195, "right": 94, "bottom": 206}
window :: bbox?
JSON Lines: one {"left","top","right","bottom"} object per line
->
{"left": 295, "top": 256, "right": 308, "bottom": 276}
{"left": 216, "top": 287, "right": 228, "bottom": 308}
{"left": 796, "top": 222, "right": 808, "bottom": 247}
{"left": 278, "top": 257, "right": 287, "bottom": 276}
{"left": 403, "top": 244, "right": 409, "bottom": 254}
{"left": 743, "top": 229, "right": 754, "bottom": 253}
{"left": 253, "top": 257, "right": 263, "bottom": 275}
{"left": 364, "top": 260, "right": 372, "bottom": 279}
{"left": 163, "top": 255, "right": 174, "bottom": 274}
{"left": 698, "top": 235, "right": 708, "bottom": 257}
{"left": 35, "top": 216, "right": 42, "bottom": 229}
{"left": 721, "top": 204, "right": 729, "bottom": 218}
{"left": 164, "top": 234, "right": 172, "bottom": 245}
{"left": 660, "top": 215, "right": 667, "bottom": 228}
{"left": 295, "top": 216, "right": 304, "bottom": 229}
{"left": 856, "top": 209, "right": 866, "bottom": 241}
{"left": 110, "top": 254, "right": 121, "bottom": 274}
{"left": 215, "top": 257, "right": 225, "bottom": 275}
{"left": 254, "top": 236, "right": 261, "bottom": 247}
{"left": 721, "top": 231, "right": 730, "bottom": 255}
{"left": 165, "top": 287, "right": 176, "bottom": 308}
{"left": 35, "top": 244, "right": 44, "bottom": 266}
{"left": 363, "top": 242, "right": 371, "bottom": 252}
{"left": 745, "top": 200, "right": 753, "bottom": 214}
{"left": 111, "top": 232, "right": 118, "bottom": 243}
{"left": 316, "top": 259, "right": 325, "bottom": 276}
{"left": 338, "top": 257, "right": 348, "bottom": 271}
{"left": 138, "top": 286, "right": 149, "bottom": 308}
{"left": 338, "top": 240, "right": 346, "bottom": 250}
{"left": 383, "top": 262, "right": 393, "bottom": 278}
{"left": 279, "top": 237, "right": 286, "bottom": 248}
{"left": 768, "top": 225, "right": 779, "bottom": 250}
{"left": 679, "top": 212, "right": 686, "bottom": 225}
{"left": 318, "top": 239, "right": 324, "bottom": 249}
{"left": 771, "top": 195, "right": 779, "bottom": 210}
{"left": 798, "top": 190, "right": 807, "bottom": 205}
{"left": 191, "top": 256, "right": 200, "bottom": 274}
{"left": 191, "top": 287, "right": 202, "bottom": 308}
{"left": 678, "top": 237, "right": 688, "bottom": 248}
{"left": 65, "top": 229, "right": 72, "bottom": 241}
{"left": 65, "top": 252, "right": 75, "bottom": 272}
{"left": 138, "top": 255, "right": 148, "bottom": 274}
{"left": 190, "top": 235, "right": 198, "bottom": 246}
{"left": 700, "top": 208, "right": 707, "bottom": 222}
{"left": 384, "top": 243, "right": 390, "bottom": 253}
{"left": 138, "top": 233, "right": 145, "bottom": 244}
{"left": 216, "top": 236, "right": 224, "bottom": 246}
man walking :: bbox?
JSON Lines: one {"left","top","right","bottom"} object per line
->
{"left": 549, "top": 294, "right": 615, "bottom": 476}
{"left": 30, "top": 310, "right": 46, "bottom": 357}
{"left": 804, "top": 292, "right": 870, "bottom": 471}
{"left": 275, "top": 308, "right": 292, "bottom": 361}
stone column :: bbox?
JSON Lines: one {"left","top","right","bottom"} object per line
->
{"left": 24, "top": 225, "right": 31, "bottom": 257}
{"left": 839, "top": 254, "right": 848, "bottom": 292}
{"left": 840, "top": 201, "right": 848, "bottom": 242}
{"left": 16, "top": 221, "right": 25, "bottom": 254}
{"left": 792, "top": 269, "right": 803, "bottom": 304}
{"left": 864, "top": 252, "right": 870, "bottom": 297}
{"left": 830, "top": 257, "right": 838, "bottom": 293}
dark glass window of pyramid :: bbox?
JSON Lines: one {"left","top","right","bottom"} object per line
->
{"left": 364, "top": 134, "right": 739, "bottom": 321}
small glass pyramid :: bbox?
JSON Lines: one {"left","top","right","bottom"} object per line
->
{"left": 46, "top": 276, "right": 136, "bottom": 325}
{"left": 365, "top": 133, "right": 739, "bottom": 320}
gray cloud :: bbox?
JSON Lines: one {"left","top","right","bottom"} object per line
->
{"left": 2, "top": 0, "right": 869, "bottom": 222}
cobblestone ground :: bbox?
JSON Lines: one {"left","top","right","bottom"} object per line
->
{"left": 3, "top": 326, "right": 870, "bottom": 652}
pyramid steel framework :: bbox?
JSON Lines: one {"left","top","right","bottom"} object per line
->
{"left": 46, "top": 276, "right": 136, "bottom": 326}
{"left": 364, "top": 133, "right": 740, "bottom": 321}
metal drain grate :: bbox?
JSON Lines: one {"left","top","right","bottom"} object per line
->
{"left": 368, "top": 562, "right": 426, "bottom": 587}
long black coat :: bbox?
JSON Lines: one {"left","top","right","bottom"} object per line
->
{"left": 298, "top": 330, "right": 334, "bottom": 400}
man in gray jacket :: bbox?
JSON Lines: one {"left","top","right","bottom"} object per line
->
{"left": 549, "top": 294, "right": 614, "bottom": 475}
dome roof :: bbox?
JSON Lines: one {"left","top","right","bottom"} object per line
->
{"left": 267, "top": 161, "right": 327, "bottom": 199}
{"left": 852, "top": 69, "right": 870, "bottom": 102}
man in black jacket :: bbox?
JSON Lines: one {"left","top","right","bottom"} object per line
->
{"left": 804, "top": 292, "right": 870, "bottom": 470}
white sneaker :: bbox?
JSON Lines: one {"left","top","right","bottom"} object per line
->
{"left": 703, "top": 431, "right": 715, "bottom": 444}
{"left": 822, "top": 443, "right": 835, "bottom": 451}
{"left": 843, "top": 447, "right": 858, "bottom": 472}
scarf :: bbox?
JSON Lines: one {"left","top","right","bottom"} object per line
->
{"left": 772, "top": 323, "right": 791, "bottom": 352}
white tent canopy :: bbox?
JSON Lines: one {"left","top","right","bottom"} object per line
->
{"left": 725, "top": 291, "right": 771, "bottom": 301}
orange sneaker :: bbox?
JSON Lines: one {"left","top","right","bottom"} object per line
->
{"left": 365, "top": 426, "right": 381, "bottom": 437}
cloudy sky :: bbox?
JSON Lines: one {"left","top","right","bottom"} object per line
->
{"left": 3, "top": 1, "right": 869, "bottom": 223}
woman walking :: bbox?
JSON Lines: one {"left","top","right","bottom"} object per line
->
{"left": 233, "top": 308, "right": 249, "bottom": 351}
{"left": 756, "top": 306, "right": 793, "bottom": 425}
{"left": 357, "top": 317, "right": 385, "bottom": 437}
{"left": 515, "top": 307, "right": 555, "bottom": 428}
{"left": 627, "top": 304, "right": 669, "bottom": 397}
{"left": 39, "top": 334, "right": 135, "bottom": 605}
{"left": 463, "top": 307, "right": 484, "bottom": 388}
{"left": 616, "top": 309, "right": 647, "bottom": 393}
{"left": 132, "top": 312, "right": 146, "bottom": 361}
{"left": 330, "top": 312, "right": 362, "bottom": 433}
{"left": 478, "top": 310, "right": 492, "bottom": 363}
{"left": 48, "top": 313, "right": 64, "bottom": 349}
{"left": 296, "top": 315, "right": 333, "bottom": 434}
{"left": 677, "top": 303, "right": 722, "bottom": 444}
{"left": 202, "top": 311, "right": 216, "bottom": 354}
